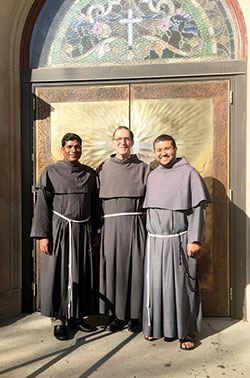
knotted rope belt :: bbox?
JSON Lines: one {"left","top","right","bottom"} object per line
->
{"left": 102, "top": 212, "right": 144, "bottom": 218}
{"left": 52, "top": 210, "right": 90, "bottom": 318}
{"left": 146, "top": 231, "right": 188, "bottom": 327}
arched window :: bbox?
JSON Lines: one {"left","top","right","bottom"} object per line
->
{"left": 30, "top": 0, "right": 242, "bottom": 68}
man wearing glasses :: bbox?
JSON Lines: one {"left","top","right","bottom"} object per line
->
{"left": 98, "top": 126, "right": 151, "bottom": 332}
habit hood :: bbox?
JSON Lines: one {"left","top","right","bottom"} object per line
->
{"left": 143, "top": 157, "right": 211, "bottom": 210}
{"left": 98, "top": 154, "right": 151, "bottom": 198}
{"left": 36, "top": 160, "right": 98, "bottom": 194}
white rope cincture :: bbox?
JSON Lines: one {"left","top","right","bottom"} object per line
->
{"left": 102, "top": 212, "right": 144, "bottom": 218}
{"left": 146, "top": 230, "right": 188, "bottom": 327}
{"left": 52, "top": 210, "right": 89, "bottom": 319}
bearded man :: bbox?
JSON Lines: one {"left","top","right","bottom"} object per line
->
{"left": 143, "top": 134, "right": 211, "bottom": 350}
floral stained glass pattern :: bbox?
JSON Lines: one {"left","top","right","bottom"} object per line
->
{"left": 30, "top": 0, "right": 238, "bottom": 68}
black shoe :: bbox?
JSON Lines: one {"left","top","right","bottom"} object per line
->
{"left": 164, "top": 336, "right": 178, "bottom": 342}
{"left": 54, "top": 325, "right": 68, "bottom": 341}
{"left": 105, "top": 318, "right": 127, "bottom": 332}
{"left": 128, "top": 319, "right": 142, "bottom": 333}
{"left": 74, "top": 320, "right": 95, "bottom": 332}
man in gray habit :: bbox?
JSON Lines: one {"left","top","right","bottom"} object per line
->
{"left": 31, "top": 133, "right": 99, "bottom": 341}
{"left": 143, "top": 134, "right": 211, "bottom": 350}
{"left": 98, "top": 126, "right": 151, "bottom": 332}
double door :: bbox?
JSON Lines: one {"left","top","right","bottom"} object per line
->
{"left": 34, "top": 80, "right": 230, "bottom": 315}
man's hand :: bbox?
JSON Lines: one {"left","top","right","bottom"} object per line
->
{"left": 39, "top": 238, "right": 50, "bottom": 255}
{"left": 186, "top": 242, "right": 201, "bottom": 257}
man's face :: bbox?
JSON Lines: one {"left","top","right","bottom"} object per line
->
{"left": 112, "top": 128, "right": 134, "bottom": 160}
{"left": 61, "top": 139, "right": 82, "bottom": 163}
{"left": 154, "top": 140, "right": 177, "bottom": 167}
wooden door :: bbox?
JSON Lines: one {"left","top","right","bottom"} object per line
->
{"left": 34, "top": 80, "right": 230, "bottom": 315}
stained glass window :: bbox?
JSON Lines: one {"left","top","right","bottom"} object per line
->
{"left": 30, "top": 0, "right": 238, "bottom": 68}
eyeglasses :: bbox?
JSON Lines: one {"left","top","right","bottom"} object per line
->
{"left": 113, "top": 137, "right": 132, "bottom": 143}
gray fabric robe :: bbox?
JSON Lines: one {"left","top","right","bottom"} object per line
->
{"left": 30, "top": 160, "right": 99, "bottom": 319}
{"left": 98, "top": 154, "right": 151, "bottom": 320}
{"left": 142, "top": 157, "right": 211, "bottom": 339}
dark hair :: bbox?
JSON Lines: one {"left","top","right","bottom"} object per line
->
{"left": 153, "top": 134, "right": 176, "bottom": 150}
{"left": 112, "top": 126, "right": 134, "bottom": 141}
{"left": 61, "top": 133, "right": 82, "bottom": 147}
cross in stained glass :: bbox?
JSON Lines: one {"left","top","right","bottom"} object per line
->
{"left": 119, "top": 9, "right": 142, "bottom": 48}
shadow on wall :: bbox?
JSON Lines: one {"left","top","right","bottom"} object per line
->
{"left": 202, "top": 177, "right": 247, "bottom": 319}
{"left": 34, "top": 96, "right": 54, "bottom": 120}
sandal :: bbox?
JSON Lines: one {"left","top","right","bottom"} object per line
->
{"left": 144, "top": 335, "right": 155, "bottom": 341}
{"left": 179, "top": 334, "right": 195, "bottom": 350}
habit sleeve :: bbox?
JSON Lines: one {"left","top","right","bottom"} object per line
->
{"left": 187, "top": 201, "right": 207, "bottom": 244}
{"left": 30, "top": 189, "right": 52, "bottom": 239}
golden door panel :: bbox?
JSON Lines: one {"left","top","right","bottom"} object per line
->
{"left": 35, "top": 85, "right": 130, "bottom": 177}
{"left": 34, "top": 84, "right": 130, "bottom": 308}
{"left": 130, "top": 81, "right": 229, "bottom": 315}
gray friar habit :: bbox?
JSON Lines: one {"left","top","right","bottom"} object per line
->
{"left": 142, "top": 157, "right": 211, "bottom": 339}
{"left": 30, "top": 160, "right": 99, "bottom": 319}
{"left": 98, "top": 154, "right": 151, "bottom": 320}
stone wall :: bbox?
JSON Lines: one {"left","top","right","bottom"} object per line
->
{"left": 0, "top": 0, "right": 35, "bottom": 319}
{"left": 238, "top": 0, "right": 250, "bottom": 320}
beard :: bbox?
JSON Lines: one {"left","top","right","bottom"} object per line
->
{"left": 158, "top": 157, "right": 177, "bottom": 168}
